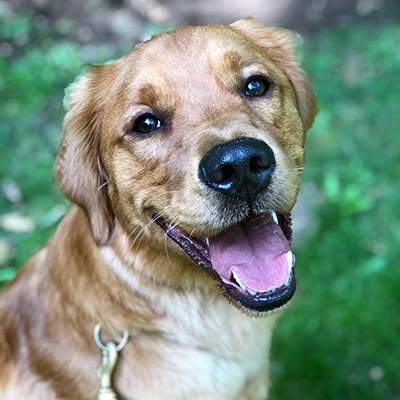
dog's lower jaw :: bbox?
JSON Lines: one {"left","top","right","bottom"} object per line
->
{"left": 153, "top": 211, "right": 296, "bottom": 314}
{"left": 108, "top": 213, "right": 297, "bottom": 321}
{"left": 101, "top": 218, "right": 280, "bottom": 399}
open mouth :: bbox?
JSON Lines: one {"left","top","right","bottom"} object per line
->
{"left": 154, "top": 211, "right": 296, "bottom": 313}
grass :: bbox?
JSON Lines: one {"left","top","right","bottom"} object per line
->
{"left": 1, "top": 13, "right": 399, "bottom": 399}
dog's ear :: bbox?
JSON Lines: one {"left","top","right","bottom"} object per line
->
{"left": 231, "top": 17, "right": 317, "bottom": 132}
{"left": 55, "top": 65, "right": 115, "bottom": 245}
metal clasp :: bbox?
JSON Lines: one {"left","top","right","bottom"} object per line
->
{"left": 94, "top": 324, "right": 129, "bottom": 400}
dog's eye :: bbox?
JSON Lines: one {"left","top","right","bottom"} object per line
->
{"left": 132, "top": 114, "right": 162, "bottom": 135}
{"left": 245, "top": 77, "right": 269, "bottom": 97}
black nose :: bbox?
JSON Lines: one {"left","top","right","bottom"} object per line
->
{"left": 199, "top": 137, "right": 276, "bottom": 204}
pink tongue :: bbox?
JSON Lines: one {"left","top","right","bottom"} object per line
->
{"left": 208, "top": 214, "right": 293, "bottom": 293}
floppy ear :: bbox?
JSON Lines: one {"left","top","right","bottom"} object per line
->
{"left": 231, "top": 17, "right": 317, "bottom": 132}
{"left": 54, "top": 65, "right": 115, "bottom": 244}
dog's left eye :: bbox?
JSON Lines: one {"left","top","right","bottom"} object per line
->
{"left": 245, "top": 77, "right": 269, "bottom": 97}
{"left": 132, "top": 114, "right": 162, "bottom": 135}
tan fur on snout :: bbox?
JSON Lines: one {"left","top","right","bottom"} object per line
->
{"left": 0, "top": 18, "right": 316, "bottom": 399}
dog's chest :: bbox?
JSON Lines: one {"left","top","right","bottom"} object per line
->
{"left": 117, "top": 293, "right": 277, "bottom": 399}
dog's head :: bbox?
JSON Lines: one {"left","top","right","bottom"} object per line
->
{"left": 55, "top": 18, "right": 316, "bottom": 313}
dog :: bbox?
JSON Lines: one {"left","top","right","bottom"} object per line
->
{"left": 0, "top": 17, "right": 316, "bottom": 399}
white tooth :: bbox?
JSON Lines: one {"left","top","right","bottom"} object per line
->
{"left": 205, "top": 237, "right": 209, "bottom": 246}
{"left": 287, "top": 251, "right": 293, "bottom": 272}
{"left": 247, "top": 288, "right": 257, "bottom": 296}
{"left": 232, "top": 270, "right": 247, "bottom": 292}
{"left": 271, "top": 211, "right": 278, "bottom": 224}
{"left": 284, "top": 251, "right": 294, "bottom": 286}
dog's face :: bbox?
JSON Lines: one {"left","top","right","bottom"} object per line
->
{"left": 55, "top": 18, "right": 316, "bottom": 313}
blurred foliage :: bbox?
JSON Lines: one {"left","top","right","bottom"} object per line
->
{"left": 0, "top": 9, "right": 399, "bottom": 400}
{"left": 0, "top": 12, "right": 84, "bottom": 275}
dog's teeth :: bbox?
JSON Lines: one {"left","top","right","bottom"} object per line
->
{"left": 232, "top": 270, "right": 247, "bottom": 292}
{"left": 205, "top": 237, "right": 209, "bottom": 246}
{"left": 283, "top": 251, "right": 294, "bottom": 286}
{"left": 247, "top": 288, "right": 257, "bottom": 296}
{"left": 271, "top": 211, "right": 279, "bottom": 225}
{"left": 287, "top": 251, "right": 293, "bottom": 271}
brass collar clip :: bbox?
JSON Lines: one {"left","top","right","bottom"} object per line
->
{"left": 94, "top": 324, "right": 129, "bottom": 400}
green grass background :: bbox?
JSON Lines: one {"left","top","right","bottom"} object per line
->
{"left": 1, "top": 11, "right": 399, "bottom": 400}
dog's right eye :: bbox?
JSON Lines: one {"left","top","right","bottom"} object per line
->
{"left": 245, "top": 77, "right": 270, "bottom": 97}
{"left": 131, "top": 114, "right": 162, "bottom": 135}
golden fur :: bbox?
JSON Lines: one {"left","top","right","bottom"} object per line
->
{"left": 0, "top": 18, "right": 316, "bottom": 399}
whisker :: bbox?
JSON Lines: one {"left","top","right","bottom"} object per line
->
{"left": 98, "top": 181, "right": 109, "bottom": 190}
{"left": 164, "top": 233, "right": 172, "bottom": 265}
{"left": 129, "top": 219, "right": 156, "bottom": 249}
{"left": 165, "top": 215, "right": 182, "bottom": 236}
{"left": 128, "top": 206, "right": 174, "bottom": 245}
{"left": 188, "top": 227, "right": 196, "bottom": 239}
{"left": 128, "top": 203, "right": 184, "bottom": 249}
{"left": 163, "top": 215, "right": 184, "bottom": 264}
{"left": 287, "top": 167, "right": 304, "bottom": 173}
{"left": 286, "top": 150, "right": 304, "bottom": 159}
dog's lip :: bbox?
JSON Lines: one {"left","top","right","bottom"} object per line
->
{"left": 153, "top": 212, "right": 296, "bottom": 313}
{"left": 224, "top": 271, "right": 296, "bottom": 312}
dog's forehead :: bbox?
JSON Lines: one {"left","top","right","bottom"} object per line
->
{"left": 123, "top": 25, "right": 273, "bottom": 88}
{"left": 135, "top": 25, "right": 250, "bottom": 63}
{"left": 116, "top": 25, "right": 282, "bottom": 115}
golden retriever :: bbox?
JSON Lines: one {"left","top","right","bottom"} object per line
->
{"left": 0, "top": 17, "right": 316, "bottom": 400}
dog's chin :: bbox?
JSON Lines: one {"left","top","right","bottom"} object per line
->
{"left": 154, "top": 211, "right": 296, "bottom": 313}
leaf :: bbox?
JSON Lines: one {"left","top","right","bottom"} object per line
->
{"left": 0, "top": 213, "right": 36, "bottom": 233}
